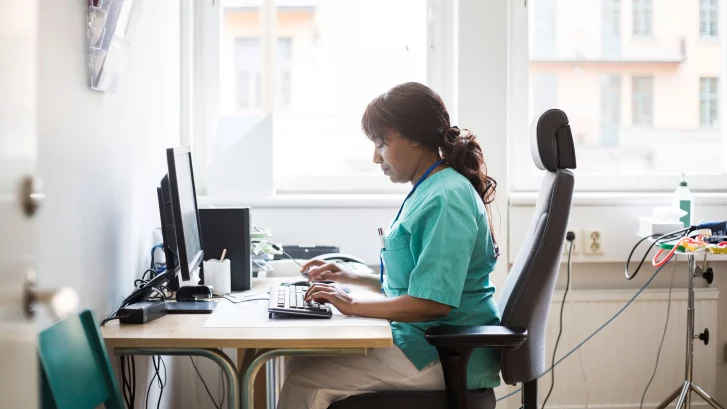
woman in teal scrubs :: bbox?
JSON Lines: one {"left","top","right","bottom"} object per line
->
{"left": 277, "top": 82, "right": 501, "bottom": 409}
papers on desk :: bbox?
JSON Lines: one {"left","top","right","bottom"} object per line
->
{"left": 203, "top": 298, "right": 389, "bottom": 328}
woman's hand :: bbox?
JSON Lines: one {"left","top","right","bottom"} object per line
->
{"left": 305, "top": 283, "right": 356, "bottom": 315}
{"left": 301, "top": 259, "right": 357, "bottom": 285}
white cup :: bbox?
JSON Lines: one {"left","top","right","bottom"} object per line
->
{"left": 204, "top": 259, "right": 231, "bottom": 295}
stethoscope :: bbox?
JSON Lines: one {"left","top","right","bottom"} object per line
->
{"left": 379, "top": 159, "right": 444, "bottom": 294}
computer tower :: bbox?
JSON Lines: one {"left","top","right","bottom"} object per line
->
{"left": 199, "top": 207, "right": 252, "bottom": 291}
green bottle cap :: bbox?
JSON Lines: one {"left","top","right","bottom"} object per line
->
{"left": 680, "top": 173, "right": 687, "bottom": 187}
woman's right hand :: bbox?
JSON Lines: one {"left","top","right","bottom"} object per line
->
{"left": 301, "top": 259, "right": 358, "bottom": 285}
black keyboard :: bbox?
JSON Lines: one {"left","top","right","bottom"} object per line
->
{"left": 268, "top": 286, "right": 332, "bottom": 318}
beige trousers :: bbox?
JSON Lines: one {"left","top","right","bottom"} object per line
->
{"left": 276, "top": 346, "right": 445, "bottom": 409}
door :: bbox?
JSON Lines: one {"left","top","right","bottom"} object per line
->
{"left": 0, "top": 0, "right": 39, "bottom": 408}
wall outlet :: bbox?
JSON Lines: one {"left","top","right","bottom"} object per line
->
{"left": 562, "top": 230, "right": 578, "bottom": 259}
{"left": 584, "top": 229, "right": 604, "bottom": 255}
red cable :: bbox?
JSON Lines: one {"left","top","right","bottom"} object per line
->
{"left": 652, "top": 238, "right": 688, "bottom": 267}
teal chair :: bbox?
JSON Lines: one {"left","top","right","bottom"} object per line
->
{"left": 38, "top": 309, "right": 124, "bottom": 409}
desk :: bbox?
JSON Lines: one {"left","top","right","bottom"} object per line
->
{"left": 101, "top": 277, "right": 393, "bottom": 409}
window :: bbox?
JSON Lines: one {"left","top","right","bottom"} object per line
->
{"left": 700, "top": 0, "right": 719, "bottom": 38}
{"left": 532, "top": 73, "right": 558, "bottom": 115}
{"left": 601, "top": 75, "right": 622, "bottom": 146}
{"left": 632, "top": 76, "right": 653, "bottom": 125}
{"left": 701, "top": 77, "right": 719, "bottom": 127}
{"left": 602, "top": 0, "right": 621, "bottom": 58}
{"left": 234, "top": 38, "right": 261, "bottom": 110}
{"left": 632, "top": 0, "right": 652, "bottom": 36}
{"left": 533, "top": 0, "right": 557, "bottom": 58}
{"left": 514, "top": 0, "right": 727, "bottom": 191}
{"left": 194, "top": 0, "right": 445, "bottom": 195}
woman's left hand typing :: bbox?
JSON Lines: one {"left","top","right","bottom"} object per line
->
{"left": 305, "top": 283, "right": 356, "bottom": 316}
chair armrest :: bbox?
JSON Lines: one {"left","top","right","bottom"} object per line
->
{"left": 425, "top": 325, "right": 528, "bottom": 350}
{"left": 424, "top": 326, "right": 528, "bottom": 409}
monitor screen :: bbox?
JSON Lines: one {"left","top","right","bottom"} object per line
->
{"left": 166, "top": 146, "right": 203, "bottom": 282}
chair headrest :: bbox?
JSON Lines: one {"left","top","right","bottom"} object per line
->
{"left": 530, "top": 109, "right": 577, "bottom": 172}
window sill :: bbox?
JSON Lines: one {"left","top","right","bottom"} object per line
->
{"left": 198, "top": 194, "right": 405, "bottom": 209}
{"left": 509, "top": 191, "right": 727, "bottom": 206}
{"left": 201, "top": 191, "right": 727, "bottom": 209}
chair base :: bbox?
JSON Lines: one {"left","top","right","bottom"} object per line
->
{"left": 327, "top": 388, "right": 495, "bottom": 409}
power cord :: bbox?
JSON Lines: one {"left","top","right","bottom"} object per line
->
{"left": 639, "top": 257, "right": 678, "bottom": 409}
{"left": 121, "top": 356, "right": 136, "bottom": 409}
{"left": 625, "top": 229, "right": 689, "bottom": 280}
{"left": 576, "top": 326, "right": 589, "bottom": 409}
{"left": 190, "top": 357, "right": 222, "bottom": 409}
{"left": 215, "top": 294, "right": 270, "bottom": 304}
{"left": 271, "top": 244, "right": 305, "bottom": 268}
{"left": 145, "top": 356, "right": 166, "bottom": 409}
{"left": 542, "top": 231, "right": 575, "bottom": 408}
{"left": 497, "top": 236, "right": 677, "bottom": 403}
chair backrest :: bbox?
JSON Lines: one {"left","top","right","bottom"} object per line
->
{"left": 38, "top": 309, "right": 124, "bottom": 409}
{"left": 498, "top": 109, "right": 576, "bottom": 385}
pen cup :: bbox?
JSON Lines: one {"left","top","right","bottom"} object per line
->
{"left": 203, "top": 259, "right": 231, "bottom": 295}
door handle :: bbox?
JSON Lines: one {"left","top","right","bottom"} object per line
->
{"left": 23, "top": 268, "right": 79, "bottom": 319}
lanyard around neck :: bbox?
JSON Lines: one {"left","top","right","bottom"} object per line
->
{"left": 390, "top": 159, "right": 444, "bottom": 228}
{"left": 380, "top": 159, "right": 443, "bottom": 293}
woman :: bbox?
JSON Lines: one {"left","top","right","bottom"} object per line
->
{"left": 277, "top": 82, "right": 501, "bottom": 409}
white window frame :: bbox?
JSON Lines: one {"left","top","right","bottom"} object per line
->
{"left": 509, "top": 0, "right": 727, "bottom": 193}
{"left": 700, "top": 0, "right": 719, "bottom": 38}
{"left": 701, "top": 77, "right": 720, "bottom": 128}
{"left": 185, "top": 0, "right": 455, "bottom": 196}
{"left": 632, "top": 0, "right": 653, "bottom": 37}
{"left": 631, "top": 76, "right": 654, "bottom": 126}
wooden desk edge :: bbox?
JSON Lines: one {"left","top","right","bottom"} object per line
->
{"left": 103, "top": 338, "right": 394, "bottom": 350}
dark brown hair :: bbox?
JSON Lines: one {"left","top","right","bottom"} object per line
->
{"left": 361, "top": 82, "right": 498, "bottom": 243}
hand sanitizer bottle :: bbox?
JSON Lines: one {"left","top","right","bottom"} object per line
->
{"left": 672, "top": 174, "right": 693, "bottom": 228}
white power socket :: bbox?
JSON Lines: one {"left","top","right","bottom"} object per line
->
{"left": 584, "top": 229, "right": 604, "bottom": 255}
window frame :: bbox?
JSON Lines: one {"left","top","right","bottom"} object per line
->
{"left": 632, "top": 0, "right": 653, "bottom": 37}
{"left": 631, "top": 75, "right": 654, "bottom": 126}
{"left": 700, "top": 0, "right": 719, "bottom": 38}
{"left": 509, "top": 0, "right": 727, "bottom": 193}
{"left": 700, "top": 77, "right": 720, "bottom": 128}
{"left": 187, "top": 0, "right": 455, "bottom": 196}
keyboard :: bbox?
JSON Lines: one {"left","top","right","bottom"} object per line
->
{"left": 268, "top": 286, "right": 333, "bottom": 319}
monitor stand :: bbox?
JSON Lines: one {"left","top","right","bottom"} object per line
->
{"left": 178, "top": 266, "right": 202, "bottom": 288}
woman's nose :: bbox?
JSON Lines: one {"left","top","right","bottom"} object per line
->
{"left": 373, "top": 149, "right": 382, "bottom": 164}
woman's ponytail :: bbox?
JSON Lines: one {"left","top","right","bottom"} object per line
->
{"left": 441, "top": 127, "right": 498, "bottom": 248}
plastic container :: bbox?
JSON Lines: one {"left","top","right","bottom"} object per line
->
{"left": 203, "top": 259, "right": 231, "bottom": 295}
{"left": 672, "top": 174, "right": 693, "bottom": 228}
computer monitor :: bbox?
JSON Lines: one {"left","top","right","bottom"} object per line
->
{"left": 166, "top": 146, "right": 204, "bottom": 282}
{"left": 156, "top": 175, "right": 180, "bottom": 289}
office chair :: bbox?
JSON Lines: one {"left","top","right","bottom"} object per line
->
{"left": 329, "top": 109, "right": 576, "bottom": 409}
{"left": 38, "top": 309, "right": 125, "bottom": 409}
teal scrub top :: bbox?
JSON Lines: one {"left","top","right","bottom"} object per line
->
{"left": 382, "top": 167, "right": 501, "bottom": 390}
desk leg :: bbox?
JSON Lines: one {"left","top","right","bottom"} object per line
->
{"left": 240, "top": 349, "right": 367, "bottom": 409}
{"left": 237, "top": 349, "right": 267, "bottom": 409}
{"left": 115, "top": 348, "right": 239, "bottom": 409}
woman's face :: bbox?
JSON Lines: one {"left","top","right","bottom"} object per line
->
{"left": 372, "top": 128, "right": 424, "bottom": 184}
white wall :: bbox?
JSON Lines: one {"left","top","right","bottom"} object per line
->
{"left": 36, "top": 0, "right": 181, "bottom": 407}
